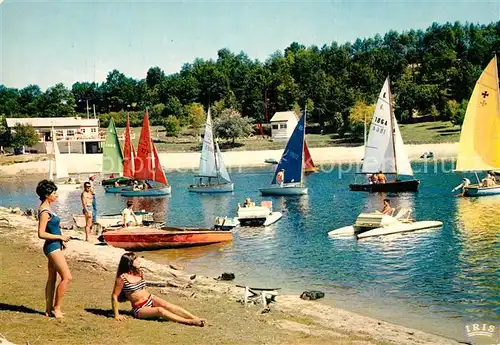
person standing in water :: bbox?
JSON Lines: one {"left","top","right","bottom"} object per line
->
{"left": 81, "top": 182, "right": 94, "bottom": 241}
{"left": 36, "top": 179, "right": 72, "bottom": 318}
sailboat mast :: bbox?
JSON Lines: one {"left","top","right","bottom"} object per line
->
{"left": 301, "top": 105, "right": 307, "bottom": 186}
{"left": 388, "top": 76, "right": 398, "bottom": 180}
{"left": 147, "top": 108, "right": 156, "bottom": 182}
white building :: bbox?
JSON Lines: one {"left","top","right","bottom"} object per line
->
{"left": 6, "top": 117, "right": 104, "bottom": 154}
{"left": 270, "top": 111, "right": 298, "bottom": 139}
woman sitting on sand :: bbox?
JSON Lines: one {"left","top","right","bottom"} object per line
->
{"left": 111, "top": 252, "right": 205, "bottom": 326}
{"left": 36, "top": 179, "right": 72, "bottom": 319}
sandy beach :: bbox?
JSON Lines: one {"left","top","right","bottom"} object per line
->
{"left": 0, "top": 206, "right": 463, "bottom": 345}
{"left": 0, "top": 143, "right": 458, "bottom": 176}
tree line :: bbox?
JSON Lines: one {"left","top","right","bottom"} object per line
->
{"left": 1, "top": 21, "right": 499, "bottom": 138}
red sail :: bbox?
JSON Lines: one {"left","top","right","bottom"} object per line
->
{"left": 134, "top": 109, "right": 154, "bottom": 181}
{"left": 123, "top": 114, "right": 136, "bottom": 178}
{"left": 304, "top": 141, "right": 315, "bottom": 170}
{"left": 153, "top": 143, "right": 168, "bottom": 185}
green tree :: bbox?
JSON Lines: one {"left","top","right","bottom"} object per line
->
{"left": 348, "top": 101, "right": 375, "bottom": 138}
{"left": 184, "top": 103, "right": 205, "bottom": 129}
{"left": 450, "top": 99, "right": 468, "bottom": 127}
{"left": 213, "top": 108, "right": 254, "bottom": 145}
{"left": 11, "top": 124, "right": 39, "bottom": 149}
{"left": 0, "top": 115, "right": 11, "bottom": 147}
{"left": 38, "top": 83, "right": 76, "bottom": 117}
{"left": 164, "top": 116, "right": 181, "bottom": 137}
{"left": 445, "top": 99, "right": 459, "bottom": 120}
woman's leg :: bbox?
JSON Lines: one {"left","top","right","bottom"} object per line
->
{"left": 48, "top": 251, "right": 72, "bottom": 318}
{"left": 152, "top": 295, "right": 202, "bottom": 321}
{"left": 137, "top": 306, "right": 203, "bottom": 326}
{"left": 45, "top": 259, "right": 57, "bottom": 316}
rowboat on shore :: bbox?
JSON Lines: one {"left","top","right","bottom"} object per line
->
{"left": 73, "top": 211, "right": 154, "bottom": 228}
{"left": 100, "top": 226, "right": 233, "bottom": 250}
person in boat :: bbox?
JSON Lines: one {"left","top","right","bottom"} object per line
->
{"left": 381, "top": 198, "right": 393, "bottom": 215}
{"left": 111, "top": 252, "right": 205, "bottom": 326}
{"left": 482, "top": 172, "right": 496, "bottom": 187}
{"left": 114, "top": 180, "right": 120, "bottom": 188}
{"left": 452, "top": 178, "right": 471, "bottom": 195}
{"left": 122, "top": 200, "right": 139, "bottom": 227}
{"left": 243, "top": 197, "right": 252, "bottom": 207}
{"left": 368, "top": 174, "right": 378, "bottom": 184}
{"left": 377, "top": 171, "right": 387, "bottom": 184}
{"left": 36, "top": 179, "right": 72, "bottom": 319}
{"left": 277, "top": 169, "right": 285, "bottom": 187}
{"left": 81, "top": 182, "right": 94, "bottom": 242}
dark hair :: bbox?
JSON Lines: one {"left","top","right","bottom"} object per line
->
{"left": 116, "top": 252, "right": 141, "bottom": 302}
{"left": 84, "top": 182, "right": 91, "bottom": 188}
{"left": 126, "top": 200, "right": 134, "bottom": 207}
{"left": 383, "top": 198, "right": 390, "bottom": 204}
{"left": 36, "top": 180, "right": 57, "bottom": 201}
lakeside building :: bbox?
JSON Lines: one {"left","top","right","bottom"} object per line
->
{"left": 6, "top": 117, "right": 104, "bottom": 154}
{"left": 269, "top": 111, "right": 298, "bottom": 139}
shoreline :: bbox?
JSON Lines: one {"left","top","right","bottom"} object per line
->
{"left": 0, "top": 142, "right": 458, "bottom": 176}
{"left": 0, "top": 206, "right": 463, "bottom": 345}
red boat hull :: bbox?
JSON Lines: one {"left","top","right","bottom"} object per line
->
{"left": 102, "top": 226, "right": 233, "bottom": 250}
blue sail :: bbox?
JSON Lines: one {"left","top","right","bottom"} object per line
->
{"left": 271, "top": 113, "right": 305, "bottom": 185}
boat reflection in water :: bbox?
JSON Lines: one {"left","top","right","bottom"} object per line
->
{"left": 453, "top": 197, "right": 499, "bottom": 324}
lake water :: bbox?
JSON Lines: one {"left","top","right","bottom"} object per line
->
{"left": 1, "top": 161, "right": 498, "bottom": 341}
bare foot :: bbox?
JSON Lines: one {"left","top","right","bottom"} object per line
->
{"left": 191, "top": 318, "right": 205, "bottom": 327}
{"left": 52, "top": 308, "right": 64, "bottom": 319}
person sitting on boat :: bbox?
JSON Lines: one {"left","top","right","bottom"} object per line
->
{"left": 452, "top": 178, "right": 471, "bottom": 195}
{"left": 276, "top": 169, "right": 285, "bottom": 187}
{"left": 482, "top": 172, "right": 496, "bottom": 187}
{"left": 369, "top": 174, "right": 378, "bottom": 184}
{"left": 377, "top": 171, "right": 387, "bottom": 184}
{"left": 381, "top": 198, "right": 393, "bottom": 215}
{"left": 243, "top": 197, "right": 252, "bottom": 207}
{"left": 114, "top": 180, "right": 120, "bottom": 188}
{"left": 122, "top": 200, "right": 139, "bottom": 227}
{"left": 111, "top": 252, "right": 205, "bottom": 326}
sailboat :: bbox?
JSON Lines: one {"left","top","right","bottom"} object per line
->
{"left": 49, "top": 131, "right": 80, "bottom": 191}
{"left": 304, "top": 141, "right": 319, "bottom": 174}
{"left": 454, "top": 55, "right": 500, "bottom": 196}
{"left": 349, "top": 77, "right": 419, "bottom": 192}
{"left": 121, "top": 109, "right": 171, "bottom": 197}
{"left": 259, "top": 110, "right": 308, "bottom": 196}
{"left": 189, "top": 107, "right": 233, "bottom": 193}
{"left": 102, "top": 115, "right": 135, "bottom": 193}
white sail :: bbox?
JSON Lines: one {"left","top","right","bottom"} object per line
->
{"left": 215, "top": 141, "right": 231, "bottom": 183}
{"left": 393, "top": 119, "right": 414, "bottom": 176}
{"left": 198, "top": 107, "right": 217, "bottom": 177}
{"left": 362, "top": 77, "right": 396, "bottom": 174}
{"left": 52, "top": 132, "right": 69, "bottom": 180}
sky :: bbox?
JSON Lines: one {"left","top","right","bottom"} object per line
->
{"left": 0, "top": 0, "right": 499, "bottom": 90}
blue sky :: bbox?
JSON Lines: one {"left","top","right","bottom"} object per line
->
{"left": 1, "top": 0, "right": 498, "bottom": 90}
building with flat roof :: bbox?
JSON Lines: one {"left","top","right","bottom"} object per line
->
{"left": 6, "top": 117, "right": 104, "bottom": 154}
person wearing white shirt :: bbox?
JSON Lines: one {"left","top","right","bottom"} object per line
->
{"left": 122, "top": 200, "right": 139, "bottom": 227}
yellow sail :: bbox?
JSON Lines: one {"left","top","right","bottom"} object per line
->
{"left": 456, "top": 56, "right": 500, "bottom": 171}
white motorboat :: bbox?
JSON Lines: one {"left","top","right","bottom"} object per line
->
{"left": 73, "top": 211, "right": 154, "bottom": 228}
{"left": 328, "top": 208, "right": 442, "bottom": 239}
{"left": 237, "top": 200, "right": 282, "bottom": 227}
{"left": 213, "top": 216, "right": 240, "bottom": 230}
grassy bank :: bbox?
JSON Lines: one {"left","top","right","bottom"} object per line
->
{"left": 0, "top": 236, "right": 381, "bottom": 345}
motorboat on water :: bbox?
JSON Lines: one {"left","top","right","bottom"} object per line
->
{"left": 328, "top": 208, "right": 442, "bottom": 239}
{"left": 237, "top": 200, "right": 282, "bottom": 227}
{"left": 73, "top": 211, "right": 154, "bottom": 228}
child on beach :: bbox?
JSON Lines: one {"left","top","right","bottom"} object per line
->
{"left": 111, "top": 252, "right": 205, "bottom": 326}
{"left": 121, "top": 200, "right": 139, "bottom": 227}
{"left": 81, "top": 182, "right": 94, "bottom": 241}
{"left": 36, "top": 179, "right": 72, "bottom": 319}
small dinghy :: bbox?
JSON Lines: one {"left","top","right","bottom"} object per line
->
{"left": 237, "top": 200, "right": 282, "bottom": 227}
{"left": 328, "top": 208, "right": 442, "bottom": 239}
{"left": 213, "top": 216, "right": 240, "bottom": 230}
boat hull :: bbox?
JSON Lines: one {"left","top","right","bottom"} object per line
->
{"left": 102, "top": 226, "right": 233, "bottom": 250}
{"left": 188, "top": 183, "right": 234, "bottom": 193}
{"left": 304, "top": 167, "right": 320, "bottom": 175}
{"left": 357, "top": 221, "right": 443, "bottom": 239}
{"left": 349, "top": 179, "right": 420, "bottom": 192}
{"left": 238, "top": 212, "right": 282, "bottom": 227}
{"left": 121, "top": 186, "right": 171, "bottom": 197}
{"left": 464, "top": 185, "right": 500, "bottom": 196}
{"left": 259, "top": 185, "right": 308, "bottom": 196}
{"left": 104, "top": 186, "right": 134, "bottom": 193}
{"left": 102, "top": 177, "right": 132, "bottom": 186}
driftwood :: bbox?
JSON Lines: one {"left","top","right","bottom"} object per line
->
{"left": 146, "top": 279, "right": 192, "bottom": 289}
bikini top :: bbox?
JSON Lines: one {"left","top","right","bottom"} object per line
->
{"left": 121, "top": 273, "right": 146, "bottom": 294}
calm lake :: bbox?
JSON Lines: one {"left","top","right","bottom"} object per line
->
{"left": 1, "top": 161, "right": 498, "bottom": 341}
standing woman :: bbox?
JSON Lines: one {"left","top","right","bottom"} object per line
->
{"left": 36, "top": 179, "right": 72, "bottom": 318}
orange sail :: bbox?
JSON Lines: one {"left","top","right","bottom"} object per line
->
{"left": 123, "top": 114, "right": 136, "bottom": 178}
{"left": 134, "top": 109, "right": 154, "bottom": 181}
{"left": 153, "top": 143, "right": 168, "bottom": 185}
{"left": 304, "top": 141, "right": 317, "bottom": 171}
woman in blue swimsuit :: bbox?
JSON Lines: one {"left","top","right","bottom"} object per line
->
{"left": 36, "top": 179, "right": 72, "bottom": 319}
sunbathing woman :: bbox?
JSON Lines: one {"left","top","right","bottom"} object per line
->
{"left": 111, "top": 252, "right": 205, "bottom": 326}
{"left": 36, "top": 179, "right": 72, "bottom": 318}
